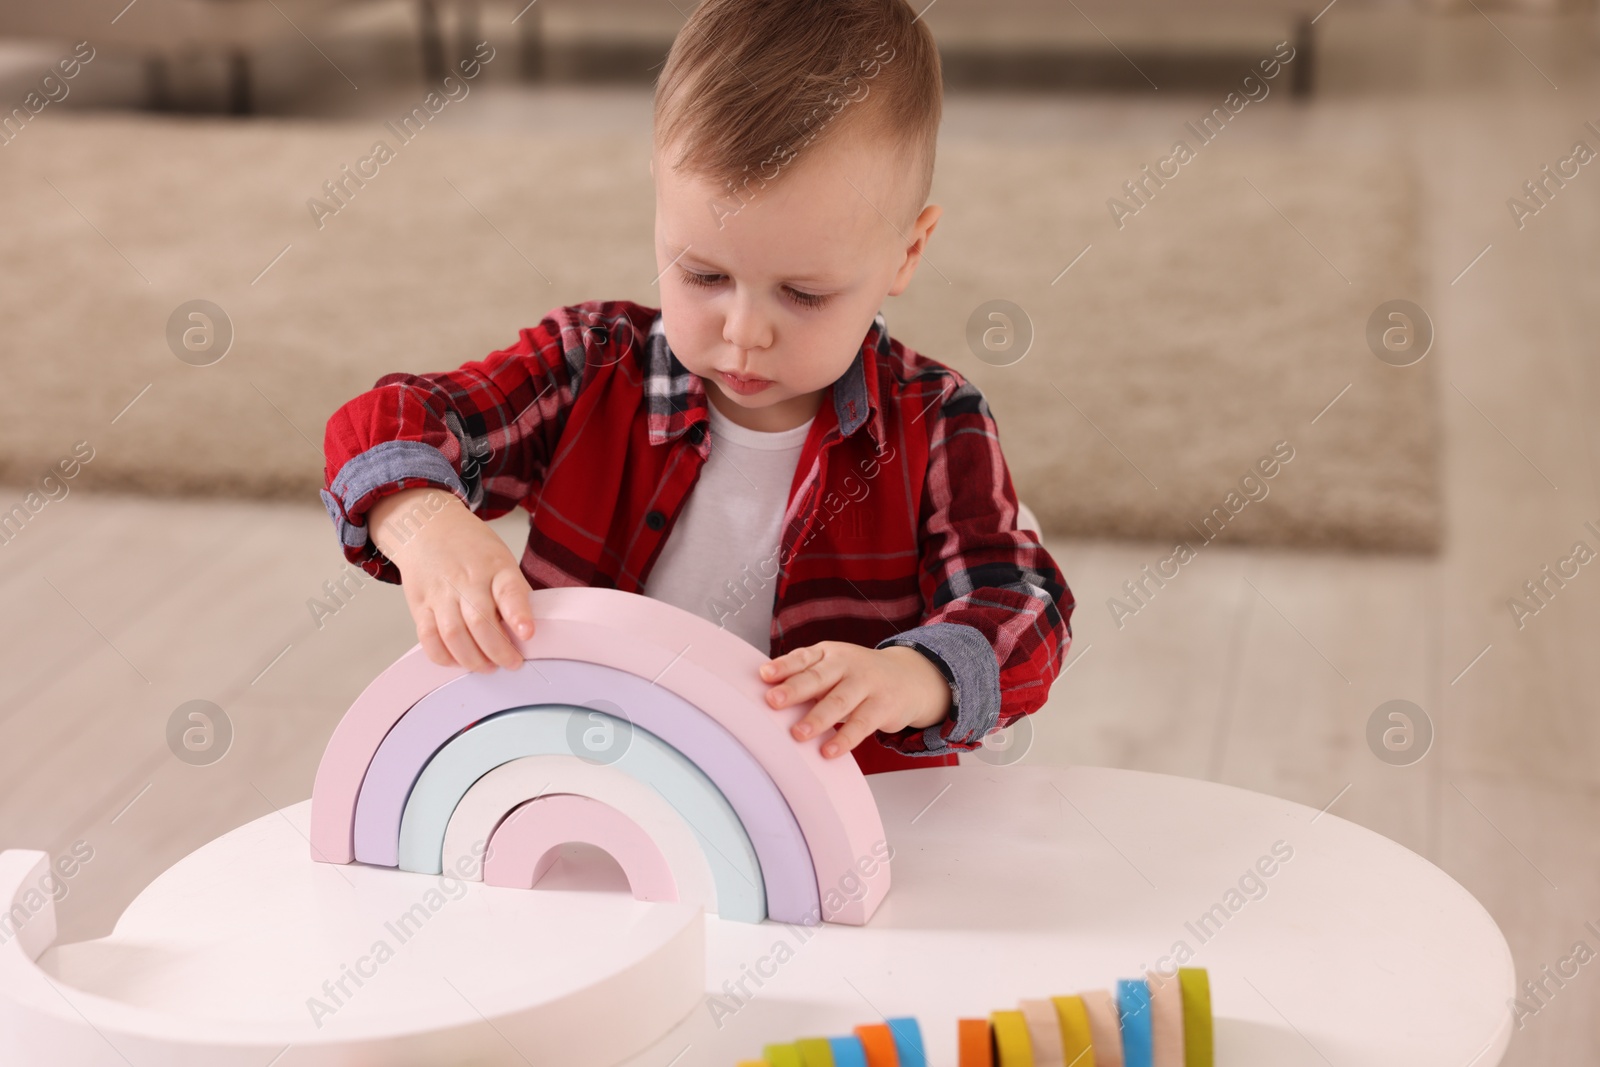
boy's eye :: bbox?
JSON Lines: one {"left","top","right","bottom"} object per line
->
{"left": 785, "top": 287, "right": 830, "bottom": 310}
{"left": 678, "top": 269, "right": 830, "bottom": 310}
{"left": 679, "top": 269, "right": 721, "bottom": 290}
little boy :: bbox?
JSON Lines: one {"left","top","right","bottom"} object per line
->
{"left": 320, "top": 0, "right": 1073, "bottom": 775}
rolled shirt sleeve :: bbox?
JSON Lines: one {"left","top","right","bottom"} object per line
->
{"left": 318, "top": 303, "right": 616, "bottom": 582}
{"left": 871, "top": 375, "right": 1074, "bottom": 757}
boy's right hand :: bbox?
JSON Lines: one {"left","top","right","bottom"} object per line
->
{"left": 366, "top": 486, "right": 536, "bottom": 673}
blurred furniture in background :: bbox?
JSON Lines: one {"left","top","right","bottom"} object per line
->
{"left": 2, "top": 0, "right": 1594, "bottom": 110}
{"left": 0, "top": 0, "right": 1325, "bottom": 109}
{"left": 0, "top": 0, "right": 385, "bottom": 112}
{"left": 513, "top": 0, "right": 1322, "bottom": 94}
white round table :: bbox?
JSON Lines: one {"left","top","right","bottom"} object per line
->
{"left": 4, "top": 764, "right": 1515, "bottom": 1066}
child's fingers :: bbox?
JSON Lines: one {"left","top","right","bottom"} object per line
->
{"left": 762, "top": 644, "right": 838, "bottom": 706}
{"left": 492, "top": 568, "right": 536, "bottom": 642}
{"left": 413, "top": 606, "right": 457, "bottom": 668}
{"left": 432, "top": 598, "right": 495, "bottom": 673}
{"left": 790, "top": 676, "right": 867, "bottom": 738}
{"left": 759, "top": 645, "right": 816, "bottom": 683}
{"left": 821, "top": 706, "right": 882, "bottom": 759}
{"left": 454, "top": 580, "right": 523, "bottom": 671}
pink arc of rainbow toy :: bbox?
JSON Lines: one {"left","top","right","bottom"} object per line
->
{"left": 308, "top": 585, "right": 893, "bottom": 926}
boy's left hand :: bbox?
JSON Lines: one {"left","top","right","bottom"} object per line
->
{"left": 760, "top": 642, "right": 951, "bottom": 758}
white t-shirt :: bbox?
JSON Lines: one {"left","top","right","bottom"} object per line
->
{"left": 642, "top": 399, "right": 814, "bottom": 652}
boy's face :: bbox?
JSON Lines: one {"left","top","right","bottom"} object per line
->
{"left": 651, "top": 126, "right": 940, "bottom": 433}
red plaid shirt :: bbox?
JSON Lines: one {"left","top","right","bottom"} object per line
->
{"left": 320, "top": 300, "right": 1072, "bottom": 774}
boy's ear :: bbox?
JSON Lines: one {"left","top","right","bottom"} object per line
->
{"left": 887, "top": 203, "right": 942, "bottom": 298}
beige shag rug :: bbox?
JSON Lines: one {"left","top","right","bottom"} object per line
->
{"left": 0, "top": 111, "right": 1437, "bottom": 552}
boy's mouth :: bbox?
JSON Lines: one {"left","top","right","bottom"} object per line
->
{"left": 717, "top": 369, "right": 773, "bottom": 396}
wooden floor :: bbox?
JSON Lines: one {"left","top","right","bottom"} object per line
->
{"left": 1, "top": 6, "right": 1596, "bottom": 1062}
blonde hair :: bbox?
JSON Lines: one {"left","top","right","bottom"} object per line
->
{"left": 653, "top": 0, "right": 942, "bottom": 231}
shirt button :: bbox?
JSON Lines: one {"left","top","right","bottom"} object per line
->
{"left": 645, "top": 510, "right": 666, "bottom": 531}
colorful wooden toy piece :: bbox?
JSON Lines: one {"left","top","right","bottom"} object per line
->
{"left": 1051, "top": 995, "right": 1095, "bottom": 1067}
{"left": 1178, "top": 969, "right": 1214, "bottom": 1067}
{"left": 853, "top": 1021, "right": 901, "bottom": 1065}
{"left": 1021, "top": 997, "right": 1066, "bottom": 1065}
{"left": 1116, "top": 980, "right": 1154, "bottom": 1067}
{"left": 991, "top": 1009, "right": 1034, "bottom": 1066}
{"left": 1080, "top": 990, "right": 1123, "bottom": 1067}
{"left": 887, "top": 1016, "right": 929, "bottom": 1066}
{"left": 959, "top": 1017, "right": 996, "bottom": 1067}
{"left": 1146, "top": 970, "right": 1186, "bottom": 1067}
{"left": 308, "top": 586, "right": 893, "bottom": 925}
{"left": 763, "top": 1045, "right": 805, "bottom": 1067}
{"left": 829, "top": 1034, "right": 871, "bottom": 1066}
{"left": 795, "top": 1037, "right": 835, "bottom": 1064}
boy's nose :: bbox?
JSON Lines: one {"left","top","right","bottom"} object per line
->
{"left": 721, "top": 297, "right": 773, "bottom": 353}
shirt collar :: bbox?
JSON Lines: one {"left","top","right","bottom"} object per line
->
{"left": 645, "top": 308, "right": 887, "bottom": 453}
